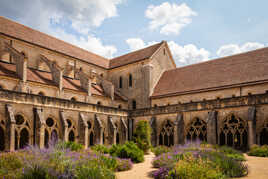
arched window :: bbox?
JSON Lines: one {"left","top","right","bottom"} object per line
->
{"left": 68, "top": 130, "right": 75, "bottom": 142}
{"left": 0, "top": 85, "right": 3, "bottom": 89}
{"left": 132, "top": 100, "right": 136, "bottom": 110}
{"left": 0, "top": 125, "right": 5, "bottom": 151}
{"left": 71, "top": 97, "right": 76, "bottom": 102}
{"left": 154, "top": 104, "right": 158, "bottom": 107}
{"left": 38, "top": 91, "right": 44, "bottom": 96}
{"left": 129, "top": 74, "right": 132, "bottom": 87}
{"left": 119, "top": 76, "right": 123, "bottom": 88}
{"left": 97, "top": 101, "right": 101, "bottom": 105}
{"left": 118, "top": 105, "right": 122, "bottom": 109}
{"left": 159, "top": 120, "right": 174, "bottom": 146}
{"left": 186, "top": 118, "right": 207, "bottom": 142}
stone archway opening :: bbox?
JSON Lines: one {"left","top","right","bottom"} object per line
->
{"left": 159, "top": 120, "right": 174, "bottom": 146}
{"left": 116, "top": 132, "right": 120, "bottom": 144}
{"left": 45, "top": 129, "right": 49, "bottom": 148}
{"left": 89, "top": 131, "right": 94, "bottom": 146}
{"left": 259, "top": 120, "right": 268, "bottom": 145}
{"left": 186, "top": 117, "right": 207, "bottom": 143}
{"left": 219, "top": 114, "right": 248, "bottom": 150}
{"left": 19, "top": 128, "right": 29, "bottom": 149}
{"left": 68, "top": 130, "right": 75, "bottom": 142}
{"left": 0, "top": 126, "right": 5, "bottom": 151}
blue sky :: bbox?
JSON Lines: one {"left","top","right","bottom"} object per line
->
{"left": 0, "top": 0, "right": 267, "bottom": 67}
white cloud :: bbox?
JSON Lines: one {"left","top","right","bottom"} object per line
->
{"left": 168, "top": 41, "right": 210, "bottom": 66}
{"left": 0, "top": 0, "right": 121, "bottom": 58}
{"left": 126, "top": 38, "right": 158, "bottom": 51}
{"left": 126, "top": 38, "right": 210, "bottom": 66}
{"left": 145, "top": 2, "right": 197, "bottom": 35}
{"left": 217, "top": 42, "right": 265, "bottom": 57}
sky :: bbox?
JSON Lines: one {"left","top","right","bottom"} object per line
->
{"left": 0, "top": 0, "right": 268, "bottom": 67}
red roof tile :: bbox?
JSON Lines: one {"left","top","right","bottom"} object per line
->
{"left": 152, "top": 47, "right": 268, "bottom": 98}
{"left": 0, "top": 62, "right": 17, "bottom": 78}
{"left": 109, "top": 42, "right": 164, "bottom": 68}
{"left": 0, "top": 16, "right": 109, "bottom": 68}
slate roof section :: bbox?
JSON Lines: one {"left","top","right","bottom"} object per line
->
{"left": 0, "top": 16, "right": 109, "bottom": 68}
{"left": 109, "top": 42, "right": 164, "bottom": 68}
{"left": 152, "top": 47, "right": 268, "bottom": 98}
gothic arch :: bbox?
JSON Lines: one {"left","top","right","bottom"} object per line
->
{"left": 87, "top": 120, "right": 94, "bottom": 146}
{"left": 159, "top": 120, "right": 174, "bottom": 146}
{"left": 14, "top": 113, "right": 31, "bottom": 149}
{"left": 0, "top": 120, "right": 5, "bottom": 151}
{"left": 44, "top": 117, "right": 59, "bottom": 147}
{"left": 219, "top": 114, "right": 248, "bottom": 149}
{"left": 258, "top": 119, "right": 268, "bottom": 145}
{"left": 66, "top": 118, "right": 77, "bottom": 142}
{"left": 186, "top": 117, "right": 207, "bottom": 142}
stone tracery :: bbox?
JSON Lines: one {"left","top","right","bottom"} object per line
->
{"left": 186, "top": 117, "right": 207, "bottom": 142}
{"left": 159, "top": 120, "right": 174, "bottom": 146}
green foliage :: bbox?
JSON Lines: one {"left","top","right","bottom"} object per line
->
{"left": 152, "top": 146, "right": 171, "bottom": 156}
{"left": 110, "top": 141, "right": 144, "bottom": 163}
{"left": 169, "top": 154, "right": 225, "bottom": 179}
{"left": 75, "top": 164, "right": 115, "bottom": 179}
{"left": 133, "top": 120, "right": 151, "bottom": 153}
{"left": 248, "top": 145, "right": 268, "bottom": 157}
{"left": 21, "top": 165, "right": 50, "bottom": 179}
{"left": 218, "top": 146, "right": 245, "bottom": 161}
{"left": 0, "top": 153, "right": 23, "bottom": 178}
{"left": 115, "top": 158, "right": 133, "bottom": 171}
{"left": 91, "top": 144, "right": 110, "bottom": 154}
{"left": 56, "top": 141, "right": 83, "bottom": 151}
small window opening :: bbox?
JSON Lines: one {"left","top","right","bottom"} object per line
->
{"left": 119, "top": 76, "right": 123, "bottom": 88}
{"left": 132, "top": 100, "right": 136, "bottom": 110}
{"left": 129, "top": 74, "right": 132, "bottom": 87}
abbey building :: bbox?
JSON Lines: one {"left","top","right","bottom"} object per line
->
{"left": 0, "top": 16, "right": 267, "bottom": 151}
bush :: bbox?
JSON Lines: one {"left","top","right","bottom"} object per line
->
{"left": 21, "top": 164, "right": 50, "bottom": 179}
{"left": 57, "top": 141, "right": 83, "bottom": 151}
{"left": 116, "top": 158, "right": 133, "bottom": 171}
{"left": 133, "top": 120, "right": 151, "bottom": 153}
{"left": 152, "top": 146, "right": 171, "bottom": 156}
{"left": 92, "top": 144, "right": 110, "bottom": 154}
{"left": 218, "top": 145, "right": 245, "bottom": 161}
{"left": 75, "top": 163, "right": 115, "bottom": 179}
{"left": 248, "top": 145, "right": 268, "bottom": 157}
{"left": 110, "top": 141, "right": 144, "bottom": 163}
{"left": 0, "top": 152, "right": 23, "bottom": 178}
{"left": 152, "top": 152, "right": 182, "bottom": 169}
{"left": 168, "top": 154, "right": 225, "bottom": 179}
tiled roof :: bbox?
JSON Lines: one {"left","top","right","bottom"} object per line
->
{"left": 109, "top": 42, "right": 164, "bottom": 68}
{"left": 0, "top": 16, "right": 109, "bottom": 68}
{"left": 152, "top": 47, "right": 268, "bottom": 98}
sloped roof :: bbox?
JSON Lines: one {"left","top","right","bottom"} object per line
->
{"left": 0, "top": 16, "right": 109, "bottom": 68}
{"left": 109, "top": 42, "right": 164, "bottom": 68}
{"left": 152, "top": 47, "right": 268, "bottom": 98}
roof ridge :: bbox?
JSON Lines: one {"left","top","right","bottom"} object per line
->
{"left": 0, "top": 16, "right": 110, "bottom": 68}
{"left": 167, "top": 46, "right": 268, "bottom": 73}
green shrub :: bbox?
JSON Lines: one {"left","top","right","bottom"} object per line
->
{"left": 169, "top": 154, "right": 225, "bottom": 179}
{"left": 248, "top": 145, "right": 268, "bottom": 157}
{"left": 115, "top": 158, "right": 133, "bottom": 171}
{"left": 218, "top": 145, "right": 245, "bottom": 161}
{"left": 21, "top": 164, "right": 50, "bottom": 179}
{"left": 0, "top": 152, "right": 23, "bottom": 178}
{"left": 92, "top": 144, "right": 110, "bottom": 154}
{"left": 75, "top": 164, "right": 115, "bottom": 179}
{"left": 152, "top": 146, "right": 171, "bottom": 156}
{"left": 56, "top": 141, "right": 83, "bottom": 151}
{"left": 110, "top": 141, "right": 144, "bottom": 163}
{"left": 133, "top": 120, "right": 151, "bottom": 153}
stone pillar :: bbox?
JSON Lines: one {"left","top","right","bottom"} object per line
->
{"left": 108, "top": 116, "right": 117, "bottom": 144}
{"left": 248, "top": 106, "right": 257, "bottom": 147}
{"left": 94, "top": 114, "right": 103, "bottom": 145}
{"left": 142, "top": 64, "right": 153, "bottom": 108}
{"left": 35, "top": 107, "right": 45, "bottom": 149}
{"left": 60, "top": 111, "right": 68, "bottom": 141}
{"left": 79, "top": 113, "right": 88, "bottom": 149}
{"left": 121, "top": 117, "right": 128, "bottom": 143}
{"left": 207, "top": 111, "right": 218, "bottom": 145}
{"left": 128, "top": 117, "right": 133, "bottom": 141}
{"left": 176, "top": 113, "right": 185, "bottom": 145}
{"left": 6, "top": 104, "right": 15, "bottom": 151}
{"left": 150, "top": 116, "right": 157, "bottom": 147}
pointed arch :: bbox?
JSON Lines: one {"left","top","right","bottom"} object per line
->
{"left": 258, "top": 119, "right": 268, "bottom": 145}
{"left": 19, "top": 128, "right": 29, "bottom": 149}
{"left": 186, "top": 117, "right": 207, "bottom": 142}
{"left": 0, "top": 125, "right": 5, "bottom": 151}
{"left": 159, "top": 120, "right": 174, "bottom": 146}
{"left": 68, "top": 130, "right": 75, "bottom": 142}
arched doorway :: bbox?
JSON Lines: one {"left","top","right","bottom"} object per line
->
{"left": 89, "top": 131, "right": 94, "bottom": 146}
{"left": 116, "top": 132, "right": 120, "bottom": 144}
{"left": 66, "top": 119, "right": 76, "bottom": 142}
{"left": 19, "top": 128, "right": 29, "bottom": 149}
{"left": 219, "top": 114, "right": 248, "bottom": 150}
{"left": 44, "top": 129, "right": 49, "bottom": 148}
{"left": 186, "top": 118, "right": 207, "bottom": 142}
{"left": 0, "top": 126, "right": 5, "bottom": 151}
{"left": 159, "top": 120, "right": 174, "bottom": 146}
{"left": 259, "top": 119, "right": 268, "bottom": 145}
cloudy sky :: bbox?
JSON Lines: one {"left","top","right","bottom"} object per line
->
{"left": 0, "top": 0, "right": 268, "bottom": 67}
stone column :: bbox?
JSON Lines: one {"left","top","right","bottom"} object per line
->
{"left": 6, "top": 104, "right": 15, "bottom": 151}
{"left": 35, "top": 107, "right": 45, "bottom": 149}
{"left": 207, "top": 111, "right": 218, "bottom": 145}
{"left": 60, "top": 111, "right": 68, "bottom": 141}
{"left": 128, "top": 117, "right": 133, "bottom": 141}
{"left": 176, "top": 113, "right": 185, "bottom": 145}
{"left": 248, "top": 106, "right": 257, "bottom": 147}
{"left": 108, "top": 116, "right": 116, "bottom": 144}
{"left": 79, "top": 113, "right": 88, "bottom": 149}
{"left": 150, "top": 116, "right": 157, "bottom": 147}
{"left": 94, "top": 114, "right": 103, "bottom": 145}
{"left": 121, "top": 117, "right": 128, "bottom": 143}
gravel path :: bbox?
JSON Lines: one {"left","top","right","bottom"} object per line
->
{"left": 116, "top": 153, "right": 156, "bottom": 179}
{"left": 116, "top": 153, "right": 268, "bottom": 179}
{"left": 239, "top": 154, "right": 268, "bottom": 179}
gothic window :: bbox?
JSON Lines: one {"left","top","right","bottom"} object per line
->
{"left": 71, "top": 97, "right": 76, "bottom": 101}
{"left": 219, "top": 114, "right": 248, "bottom": 150}
{"left": 186, "top": 118, "right": 207, "bottom": 142}
{"left": 44, "top": 117, "right": 59, "bottom": 147}
{"left": 154, "top": 104, "right": 158, "bottom": 107}
{"left": 68, "top": 130, "right": 75, "bottom": 142}
{"left": 119, "top": 76, "right": 123, "bottom": 88}
{"left": 89, "top": 131, "right": 94, "bottom": 146}
{"left": 14, "top": 114, "right": 30, "bottom": 150}
{"left": 38, "top": 91, "right": 44, "bottom": 96}
{"left": 118, "top": 105, "right": 122, "bottom": 109}
{"left": 116, "top": 132, "right": 120, "bottom": 144}
{"left": 259, "top": 119, "right": 268, "bottom": 145}
{"left": 159, "top": 120, "right": 174, "bottom": 146}
{"left": 132, "top": 100, "right": 136, "bottom": 110}
{"left": 129, "top": 74, "right": 132, "bottom": 87}
{"left": 97, "top": 101, "right": 101, "bottom": 105}
{"left": 0, "top": 85, "right": 3, "bottom": 89}
{"left": 87, "top": 120, "right": 94, "bottom": 146}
